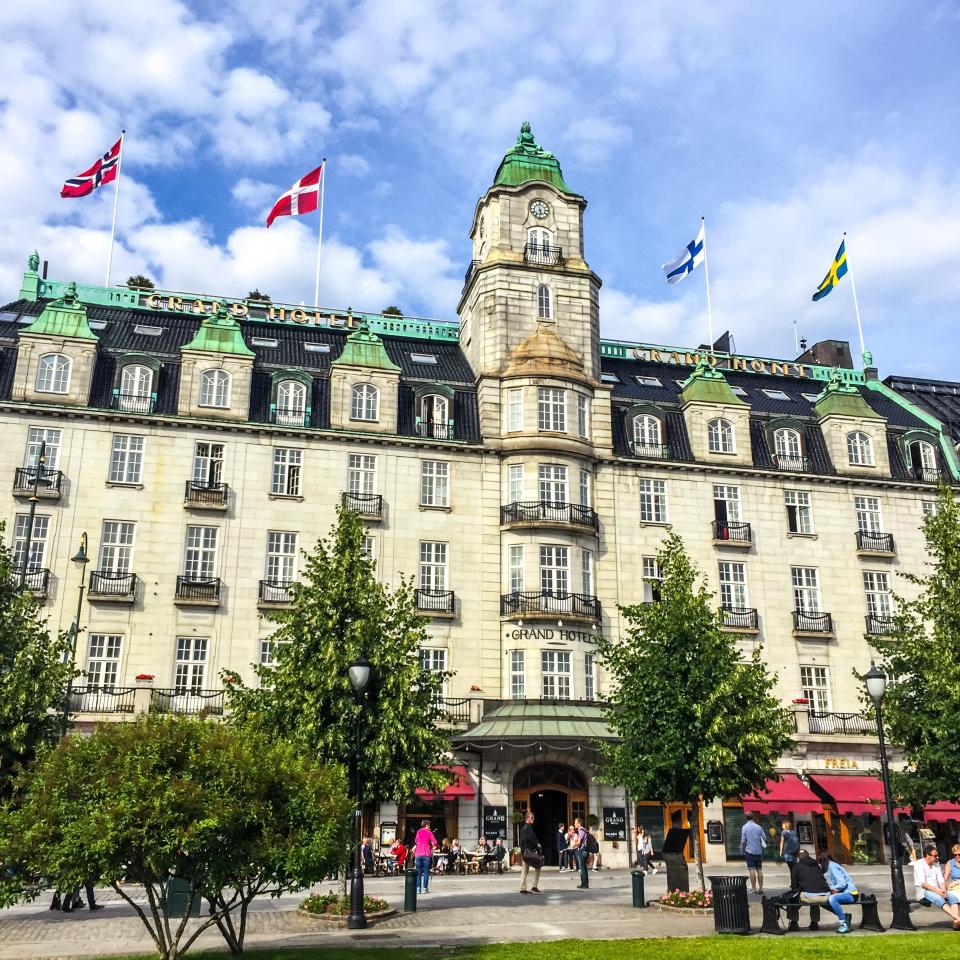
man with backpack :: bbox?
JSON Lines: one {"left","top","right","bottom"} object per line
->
{"left": 573, "top": 818, "right": 598, "bottom": 889}
{"left": 779, "top": 819, "right": 801, "bottom": 889}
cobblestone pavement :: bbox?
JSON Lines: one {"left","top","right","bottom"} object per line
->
{"left": 0, "top": 865, "right": 953, "bottom": 959}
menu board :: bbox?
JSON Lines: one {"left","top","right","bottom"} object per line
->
{"left": 602, "top": 806, "right": 627, "bottom": 841}
{"left": 483, "top": 805, "right": 507, "bottom": 840}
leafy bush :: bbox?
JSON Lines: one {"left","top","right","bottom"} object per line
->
{"left": 303, "top": 892, "right": 389, "bottom": 915}
{"left": 659, "top": 889, "right": 713, "bottom": 909}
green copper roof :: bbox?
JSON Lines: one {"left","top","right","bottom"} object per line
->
{"left": 679, "top": 359, "right": 746, "bottom": 406}
{"left": 21, "top": 282, "right": 97, "bottom": 341}
{"left": 331, "top": 315, "right": 401, "bottom": 372}
{"left": 814, "top": 370, "right": 880, "bottom": 419}
{"left": 493, "top": 122, "right": 573, "bottom": 194}
{"left": 181, "top": 301, "right": 254, "bottom": 356}
{"left": 453, "top": 701, "right": 615, "bottom": 743}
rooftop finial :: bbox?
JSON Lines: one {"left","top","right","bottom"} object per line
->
{"left": 28, "top": 250, "right": 39, "bottom": 272}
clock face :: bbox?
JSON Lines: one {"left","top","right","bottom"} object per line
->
{"left": 530, "top": 200, "right": 549, "bottom": 220}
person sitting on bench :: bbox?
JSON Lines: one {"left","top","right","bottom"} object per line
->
{"left": 817, "top": 851, "right": 858, "bottom": 934}
{"left": 913, "top": 843, "right": 960, "bottom": 928}
{"left": 794, "top": 848, "right": 830, "bottom": 903}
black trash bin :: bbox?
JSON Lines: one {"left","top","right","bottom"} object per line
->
{"left": 631, "top": 869, "right": 646, "bottom": 907}
{"left": 709, "top": 875, "right": 750, "bottom": 934}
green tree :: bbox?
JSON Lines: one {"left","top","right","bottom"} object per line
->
{"left": 0, "top": 715, "right": 350, "bottom": 959}
{"left": 870, "top": 484, "right": 960, "bottom": 807}
{"left": 126, "top": 274, "right": 155, "bottom": 289}
{"left": 594, "top": 533, "right": 794, "bottom": 889}
{"left": 0, "top": 522, "right": 73, "bottom": 797}
{"left": 246, "top": 289, "right": 271, "bottom": 302}
{"left": 381, "top": 305, "right": 403, "bottom": 316}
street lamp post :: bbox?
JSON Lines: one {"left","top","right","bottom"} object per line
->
{"left": 61, "top": 533, "right": 90, "bottom": 737}
{"left": 863, "top": 662, "right": 914, "bottom": 930}
{"left": 17, "top": 440, "right": 52, "bottom": 591}
{"left": 347, "top": 656, "right": 372, "bottom": 931}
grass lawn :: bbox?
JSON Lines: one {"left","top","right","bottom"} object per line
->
{"left": 103, "top": 933, "right": 960, "bottom": 960}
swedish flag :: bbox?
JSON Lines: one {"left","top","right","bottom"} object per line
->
{"left": 812, "top": 239, "right": 848, "bottom": 301}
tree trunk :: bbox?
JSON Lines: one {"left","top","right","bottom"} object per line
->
{"left": 688, "top": 797, "right": 706, "bottom": 892}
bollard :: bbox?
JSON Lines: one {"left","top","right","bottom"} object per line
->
{"left": 631, "top": 869, "right": 646, "bottom": 907}
{"left": 404, "top": 868, "right": 418, "bottom": 912}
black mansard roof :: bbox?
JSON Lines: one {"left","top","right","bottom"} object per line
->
{"left": 884, "top": 375, "right": 960, "bottom": 445}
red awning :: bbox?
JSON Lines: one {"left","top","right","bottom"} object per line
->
{"left": 923, "top": 801, "right": 960, "bottom": 822}
{"left": 414, "top": 764, "right": 475, "bottom": 801}
{"left": 809, "top": 774, "right": 909, "bottom": 817}
{"left": 742, "top": 774, "right": 823, "bottom": 815}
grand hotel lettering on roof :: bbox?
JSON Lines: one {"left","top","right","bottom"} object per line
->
{"left": 3, "top": 123, "right": 960, "bottom": 866}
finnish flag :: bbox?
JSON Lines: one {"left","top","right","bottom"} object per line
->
{"left": 662, "top": 222, "right": 705, "bottom": 284}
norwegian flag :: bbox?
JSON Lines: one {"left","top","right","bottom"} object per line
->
{"left": 60, "top": 136, "right": 123, "bottom": 199}
{"left": 266, "top": 163, "right": 324, "bottom": 227}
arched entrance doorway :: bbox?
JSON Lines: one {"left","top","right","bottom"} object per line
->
{"left": 513, "top": 763, "right": 588, "bottom": 865}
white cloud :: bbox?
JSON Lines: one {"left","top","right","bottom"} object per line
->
{"left": 231, "top": 179, "right": 280, "bottom": 213}
{"left": 563, "top": 118, "right": 632, "bottom": 165}
{"left": 339, "top": 154, "right": 372, "bottom": 177}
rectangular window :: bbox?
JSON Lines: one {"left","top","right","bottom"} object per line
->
{"left": 419, "top": 648, "right": 447, "bottom": 674}
{"left": 508, "top": 464, "right": 524, "bottom": 503}
{"left": 854, "top": 495, "right": 883, "bottom": 533}
{"left": 174, "top": 636, "right": 208, "bottom": 693}
{"left": 507, "top": 388, "right": 523, "bottom": 432}
{"left": 419, "top": 541, "right": 448, "bottom": 591}
{"left": 585, "top": 652, "right": 596, "bottom": 702}
{"left": 712, "top": 484, "right": 741, "bottom": 522}
{"left": 538, "top": 464, "right": 568, "bottom": 503}
{"left": 420, "top": 460, "right": 450, "bottom": 507}
{"left": 99, "top": 521, "right": 135, "bottom": 573}
{"left": 347, "top": 453, "right": 377, "bottom": 494}
{"left": 577, "top": 395, "right": 589, "bottom": 439}
{"left": 109, "top": 434, "right": 145, "bottom": 484}
{"left": 579, "top": 469, "right": 591, "bottom": 507}
{"left": 539, "top": 545, "right": 569, "bottom": 594}
{"left": 260, "top": 638, "right": 277, "bottom": 666}
{"left": 800, "top": 665, "right": 831, "bottom": 712}
{"left": 639, "top": 479, "right": 668, "bottom": 523}
{"left": 541, "top": 650, "right": 572, "bottom": 700}
{"left": 184, "top": 526, "right": 218, "bottom": 579}
{"left": 863, "top": 571, "right": 893, "bottom": 617}
{"left": 510, "top": 650, "right": 525, "bottom": 699}
{"left": 792, "top": 566, "right": 821, "bottom": 613}
{"left": 361, "top": 535, "right": 376, "bottom": 560}
{"left": 581, "top": 548, "right": 594, "bottom": 596}
{"left": 509, "top": 544, "right": 524, "bottom": 592}
{"left": 784, "top": 490, "right": 813, "bottom": 534}
{"left": 13, "top": 514, "right": 49, "bottom": 570}
{"left": 922, "top": 500, "right": 938, "bottom": 518}
{"left": 25, "top": 427, "right": 63, "bottom": 469}
{"left": 537, "top": 387, "right": 566, "bottom": 432}
{"left": 86, "top": 634, "right": 122, "bottom": 689}
{"left": 192, "top": 442, "right": 224, "bottom": 485}
{"left": 271, "top": 447, "right": 302, "bottom": 496}
{"left": 265, "top": 531, "right": 298, "bottom": 583}
{"left": 642, "top": 556, "right": 663, "bottom": 602}
{"left": 718, "top": 561, "right": 748, "bottom": 609}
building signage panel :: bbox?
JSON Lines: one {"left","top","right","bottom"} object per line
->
{"left": 602, "top": 806, "right": 627, "bottom": 841}
{"left": 504, "top": 627, "right": 598, "bottom": 644}
{"left": 483, "top": 805, "right": 507, "bottom": 840}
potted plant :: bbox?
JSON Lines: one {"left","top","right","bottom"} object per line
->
{"left": 510, "top": 846, "right": 522, "bottom": 866}
{"left": 511, "top": 810, "right": 526, "bottom": 850}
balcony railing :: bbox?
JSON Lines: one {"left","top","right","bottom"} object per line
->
{"left": 463, "top": 258, "right": 481, "bottom": 290}
{"left": 69, "top": 685, "right": 136, "bottom": 714}
{"left": 793, "top": 609, "right": 833, "bottom": 633}
{"left": 21, "top": 568, "right": 50, "bottom": 597}
{"left": 184, "top": 480, "right": 229, "bottom": 508}
{"left": 500, "top": 590, "right": 602, "bottom": 621}
{"left": 151, "top": 688, "right": 225, "bottom": 716}
{"left": 523, "top": 243, "right": 565, "bottom": 267}
{"left": 721, "top": 606, "right": 759, "bottom": 630}
{"left": 175, "top": 576, "right": 221, "bottom": 603}
{"left": 342, "top": 491, "right": 383, "bottom": 518}
{"left": 911, "top": 465, "right": 941, "bottom": 483}
{"left": 271, "top": 406, "right": 309, "bottom": 427}
{"left": 88, "top": 570, "right": 137, "bottom": 600}
{"left": 628, "top": 441, "right": 671, "bottom": 460}
{"left": 713, "top": 520, "right": 752, "bottom": 544}
{"left": 500, "top": 501, "right": 599, "bottom": 530}
{"left": 259, "top": 579, "right": 295, "bottom": 604}
{"left": 415, "top": 421, "right": 455, "bottom": 440}
{"left": 415, "top": 588, "right": 456, "bottom": 614}
{"left": 112, "top": 392, "right": 155, "bottom": 414}
{"left": 856, "top": 530, "right": 895, "bottom": 553}
{"left": 866, "top": 614, "right": 897, "bottom": 636}
{"left": 809, "top": 710, "right": 876, "bottom": 736}
{"left": 773, "top": 454, "right": 809, "bottom": 472}
{"left": 13, "top": 467, "right": 64, "bottom": 497}
{"left": 436, "top": 696, "right": 471, "bottom": 724}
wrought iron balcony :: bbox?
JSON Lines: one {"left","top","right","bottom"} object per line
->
{"left": 13, "top": 467, "right": 64, "bottom": 498}
{"left": 175, "top": 576, "right": 221, "bottom": 605}
{"left": 271, "top": 406, "right": 309, "bottom": 427}
{"left": 415, "top": 588, "right": 456, "bottom": 615}
{"left": 342, "top": 491, "right": 383, "bottom": 518}
{"left": 184, "top": 480, "right": 229, "bottom": 508}
{"left": 911, "top": 465, "right": 941, "bottom": 483}
{"left": 21, "top": 568, "right": 50, "bottom": 598}
{"left": 88, "top": 570, "right": 137, "bottom": 601}
{"left": 415, "top": 421, "right": 455, "bottom": 440}
{"left": 500, "top": 590, "right": 602, "bottom": 622}
{"left": 150, "top": 688, "right": 225, "bottom": 716}
{"left": 808, "top": 710, "right": 876, "bottom": 736}
{"left": 721, "top": 606, "right": 759, "bottom": 630}
{"left": 69, "top": 685, "right": 136, "bottom": 714}
{"left": 500, "top": 501, "right": 599, "bottom": 531}
{"left": 436, "top": 696, "right": 471, "bottom": 725}
{"left": 773, "top": 454, "right": 809, "bottom": 472}
{"left": 628, "top": 441, "right": 671, "bottom": 460}
{"left": 712, "top": 520, "right": 752, "bottom": 545}
{"left": 523, "top": 243, "right": 565, "bottom": 267}
{"left": 865, "top": 614, "right": 897, "bottom": 636}
{"left": 793, "top": 609, "right": 833, "bottom": 633}
{"left": 463, "top": 258, "right": 481, "bottom": 290}
{"left": 856, "top": 530, "right": 895, "bottom": 554}
{"left": 258, "top": 579, "right": 295, "bottom": 605}
{"left": 112, "top": 392, "right": 155, "bottom": 414}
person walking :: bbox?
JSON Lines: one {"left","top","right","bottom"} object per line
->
{"left": 740, "top": 812, "right": 767, "bottom": 895}
{"left": 413, "top": 819, "right": 439, "bottom": 894}
{"left": 573, "top": 817, "right": 590, "bottom": 889}
{"left": 519, "top": 812, "right": 543, "bottom": 894}
{"left": 779, "top": 819, "right": 800, "bottom": 888}
{"left": 556, "top": 822, "right": 568, "bottom": 870}
{"left": 637, "top": 825, "right": 656, "bottom": 875}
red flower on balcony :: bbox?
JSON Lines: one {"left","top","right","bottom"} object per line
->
{"left": 792, "top": 697, "right": 809, "bottom": 704}
{"left": 135, "top": 673, "right": 155, "bottom": 681}
{"left": 470, "top": 684, "right": 482, "bottom": 692}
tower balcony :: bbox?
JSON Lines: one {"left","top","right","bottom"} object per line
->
{"left": 500, "top": 590, "right": 601, "bottom": 624}
{"left": 500, "top": 500, "right": 598, "bottom": 533}
{"left": 523, "top": 243, "right": 565, "bottom": 267}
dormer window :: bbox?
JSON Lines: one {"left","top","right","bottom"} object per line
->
{"left": 635, "top": 376, "right": 662, "bottom": 388}
{"left": 350, "top": 383, "right": 379, "bottom": 422}
{"left": 773, "top": 427, "right": 805, "bottom": 470}
{"left": 35, "top": 353, "right": 71, "bottom": 394}
{"left": 275, "top": 379, "right": 308, "bottom": 426}
{"left": 907, "top": 438, "right": 938, "bottom": 481}
{"left": 631, "top": 414, "right": 663, "bottom": 457}
{"left": 199, "top": 369, "right": 231, "bottom": 408}
{"left": 762, "top": 389, "right": 791, "bottom": 401}
{"left": 118, "top": 363, "right": 154, "bottom": 413}
{"left": 418, "top": 394, "right": 450, "bottom": 439}
{"left": 537, "top": 284, "right": 552, "bottom": 319}
{"left": 707, "top": 417, "right": 735, "bottom": 454}
{"left": 847, "top": 431, "right": 874, "bottom": 466}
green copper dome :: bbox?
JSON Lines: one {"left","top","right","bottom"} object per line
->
{"left": 493, "top": 122, "right": 573, "bottom": 194}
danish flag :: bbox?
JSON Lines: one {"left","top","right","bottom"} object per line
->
{"left": 60, "top": 136, "right": 123, "bottom": 199}
{"left": 266, "top": 163, "right": 324, "bottom": 227}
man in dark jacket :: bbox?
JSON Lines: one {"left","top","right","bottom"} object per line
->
{"left": 519, "top": 812, "right": 542, "bottom": 894}
{"left": 794, "top": 848, "right": 830, "bottom": 901}
{"left": 556, "top": 822, "right": 569, "bottom": 870}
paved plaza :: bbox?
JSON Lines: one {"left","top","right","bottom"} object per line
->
{"left": 0, "top": 864, "right": 954, "bottom": 959}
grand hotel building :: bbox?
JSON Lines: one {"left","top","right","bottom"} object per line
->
{"left": 2, "top": 125, "right": 959, "bottom": 866}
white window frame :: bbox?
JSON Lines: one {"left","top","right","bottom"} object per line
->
{"left": 35, "top": 353, "right": 71, "bottom": 393}
{"left": 86, "top": 634, "right": 123, "bottom": 689}
{"left": 585, "top": 652, "right": 596, "bottom": 702}
{"left": 784, "top": 489, "right": 814, "bottom": 534}
{"left": 347, "top": 453, "right": 377, "bottom": 494}
{"left": 632, "top": 414, "right": 662, "bottom": 455}
{"left": 420, "top": 460, "right": 450, "bottom": 507}
{"left": 26, "top": 426, "right": 62, "bottom": 469}
{"left": 192, "top": 442, "right": 224, "bottom": 485}
{"left": 199, "top": 368, "right": 231, "bottom": 408}
{"left": 265, "top": 531, "right": 298, "bottom": 584}
{"left": 792, "top": 566, "right": 821, "bottom": 613}
{"left": 847, "top": 431, "right": 875, "bottom": 466}
{"left": 539, "top": 544, "right": 570, "bottom": 595}
{"left": 538, "top": 464, "right": 568, "bottom": 504}
{"left": 119, "top": 364, "right": 153, "bottom": 408}
{"left": 800, "top": 664, "right": 831, "bottom": 712}
{"left": 577, "top": 395, "right": 590, "bottom": 439}
{"left": 174, "top": 636, "right": 208, "bottom": 693}
{"left": 707, "top": 417, "right": 735, "bottom": 454}
{"left": 99, "top": 521, "right": 135, "bottom": 574}
{"left": 507, "top": 463, "right": 524, "bottom": 503}
{"left": 581, "top": 548, "right": 594, "bottom": 596}
{"left": 419, "top": 541, "right": 448, "bottom": 592}
{"left": 712, "top": 484, "right": 741, "bottom": 522}
{"left": 109, "top": 434, "right": 145, "bottom": 484}
{"left": 510, "top": 650, "right": 526, "bottom": 699}
{"left": 13, "top": 514, "right": 49, "bottom": 571}
{"left": 718, "top": 561, "right": 748, "bottom": 609}
{"left": 271, "top": 447, "right": 302, "bottom": 496}
{"left": 276, "top": 380, "right": 307, "bottom": 425}
{"left": 774, "top": 427, "right": 803, "bottom": 466}
{"left": 537, "top": 284, "right": 552, "bottom": 319}
{"left": 507, "top": 388, "right": 523, "bottom": 432}
{"left": 183, "top": 526, "right": 218, "bottom": 579}
{"left": 541, "top": 650, "right": 572, "bottom": 700}
{"left": 579, "top": 469, "right": 591, "bottom": 507}
{"left": 854, "top": 495, "right": 883, "bottom": 533}
{"left": 537, "top": 387, "right": 566, "bottom": 432}
{"left": 642, "top": 556, "right": 663, "bottom": 603}
{"left": 509, "top": 544, "right": 524, "bottom": 592}
{"left": 639, "top": 479, "right": 668, "bottom": 524}
{"left": 863, "top": 570, "right": 893, "bottom": 617}
{"left": 909, "top": 439, "right": 937, "bottom": 475}
{"left": 350, "top": 382, "right": 379, "bottom": 421}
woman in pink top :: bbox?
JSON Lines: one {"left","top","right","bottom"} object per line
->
{"left": 414, "top": 819, "right": 439, "bottom": 893}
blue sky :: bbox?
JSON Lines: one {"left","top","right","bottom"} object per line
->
{"left": 2, "top": 1, "right": 960, "bottom": 376}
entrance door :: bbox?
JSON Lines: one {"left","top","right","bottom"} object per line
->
{"left": 513, "top": 763, "right": 589, "bottom": 865}
{"left": 530, "top": 790, "right": 568, "bottom": 865}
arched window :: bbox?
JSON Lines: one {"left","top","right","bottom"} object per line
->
{"left": 275, "top": 380, "right": 307, "bottom": 426}
{"left": 35, "top": 353, "right": 71, "bottom": 394}
{"left": 707, "top": 418, "right": 735, "bottom": 454}
{"left": 908, "top": 439, "right": 937, "bottom": 481}
{"left": 118, "top": 364, "right": 153, "bottom": 412}
{"left": 847, "top": 431, "right": 874, "bottom": 466}
{"left": 773, "top": 427, "right": 803, "bottom": 469}
{"left": 419, "top": 394, "right": 449, "bottom": 439}
{"left": 537, "top": 284, "right": 552, "bottom": 319}
{"left": 526, "top": 227, "right": 553, "bottom": 264}
{"left": 631, "top": 414, "right": 662, "bottom": 457}
{"left": 350, "top": 383, "right": 379, "bottom": 421}
{"left": 199, "top": 369, "right": 231, "bottom": 408}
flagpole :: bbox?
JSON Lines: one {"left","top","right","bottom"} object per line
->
{"left": 701, "top": 216, "right": 714, "bottom": 348}
{"left": 314, "top": 159, "right": 326, "bottom": 308}
{"left": 843, "top": 231, "right": 867, "bottom": 362}
{"left": 105, "top": 130, "right": 125, "bottom": 288}
{"left": 793, "top": 319, "right": 799, "bottom": 354}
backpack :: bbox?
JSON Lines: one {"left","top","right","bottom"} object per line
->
{"left": 585, "top": 832, "right": 599, "bottom": 855}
